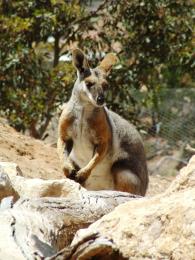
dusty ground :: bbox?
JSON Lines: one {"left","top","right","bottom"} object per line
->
{"left": 0, "top": 118, "right": 62, "bottom": 180}
{"left": 0, "top": 118, "right": 173, "bottom": 196}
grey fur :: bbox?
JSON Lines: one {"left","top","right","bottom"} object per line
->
{"left": 108, "top": 110, "right": 148, "bottom": 195}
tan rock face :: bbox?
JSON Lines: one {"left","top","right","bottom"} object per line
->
{"left": 88, "top": 190, "right": 195, "bottom": 259}
{"left": 0, "top": 120, "right": 62, "bottom": 179}
{"left": 0, "top": 162, "right": 23, "bottom": 177}
{"left": 71, "top": 155, "right": 195, "bottom": 259}
{"left": 166, "top": 155, "right": 195, "bottom": 193}
{"left": 0, "top": 162, "right": 21, "bottom": 201}
{"left": 0, "top": 173, "right": 15, "bottom": 201}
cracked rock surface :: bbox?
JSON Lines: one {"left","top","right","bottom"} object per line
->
{"left": 70, "top": 156, "right": 195, "bottom": 260}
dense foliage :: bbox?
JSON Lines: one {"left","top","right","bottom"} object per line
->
{"left": 104, "top": 0, "right": 195, "bottom": 128}
{"left": 0, "top": 0, "right": 84, "bottom": 137}
{"left": 0, "top": 0, "right": 194, "bottom": 139}
{"left": 0, "top": 0, "right": 108, "bottom": 138}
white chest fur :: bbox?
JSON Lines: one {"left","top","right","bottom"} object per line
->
{"left": 69, "top": 109, "right": 94, "bottom": 168}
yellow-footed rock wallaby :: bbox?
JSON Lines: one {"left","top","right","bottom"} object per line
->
{"left": 57, "top": 49, "right": 148, "bottom": 196}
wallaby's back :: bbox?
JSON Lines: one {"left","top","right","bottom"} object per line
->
{"left": 108, "top": 110, "right": 148, "bottom": 195}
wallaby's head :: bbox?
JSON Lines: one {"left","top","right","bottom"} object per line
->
{"left": 72, "top": 49, "right": 117, "bottom": 107}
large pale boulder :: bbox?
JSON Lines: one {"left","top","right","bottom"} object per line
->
{"left": 67, "top": 156, "right": 195, "bottom": 260}
{"left": 166, "top": 155, "right": 195, "bottom": 193}
{"left": 0, "top": 162, "right": 137, "bottom": 259}
{"left": 0, "top": 173, "right": 15, "bottom": 201}
{"left": 0, "top": 162, "right": 21, "bottom": 201}
{"left": 0, "top": 162, "right": 84, "bottom": 200}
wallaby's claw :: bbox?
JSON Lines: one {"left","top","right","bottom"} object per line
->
{"left": 68, "top": 169, "right": 77, "bottom": 180}
{"left": 75, "top": 174, "right": 86, "bottom": 184}
{"left": 74, "top": 168, "right": 91, "bottom": 184}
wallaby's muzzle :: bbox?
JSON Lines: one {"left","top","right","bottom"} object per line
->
{"left": 96, "top": 94, "right": 105, "bottom": 106}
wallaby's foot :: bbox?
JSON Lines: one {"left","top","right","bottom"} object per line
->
{"left": 63, "top": 160, "right": 77, "bottom": 179}
{"left": 75, "top": 168, "right": 91, "bottom": 184}
{"left": 68, "top": 169, "right": 77, "bottom": 180}
{"left": 64, "top": 167, "right": 79, "bottom": 181}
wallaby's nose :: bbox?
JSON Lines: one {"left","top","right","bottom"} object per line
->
{"left": 97, "top": 94, "right": 105, "bottom": 105}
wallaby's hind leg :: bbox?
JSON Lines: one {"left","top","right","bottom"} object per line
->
{"left": 112, "top": 169, "right": 142, "bottom": 195}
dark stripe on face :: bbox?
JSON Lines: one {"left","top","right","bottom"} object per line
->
{"left": 94, "top": 70, "right": 99, "bottom": 78}
{"left": 80, "top": 68, "right": 91, "bottom": 80}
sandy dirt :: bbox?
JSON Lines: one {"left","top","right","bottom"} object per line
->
{"left": 0, "top": 118, "right": 172, "bottom": 195}
{"left": 0, "top": 118, "right": 62, "bottom": 179}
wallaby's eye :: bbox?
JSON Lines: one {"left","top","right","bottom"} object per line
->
{"left": 102, "top": 81, "right": 109, "bottom": 91}
{"left": 85, "top": 81, "right": 94, "bottom": 89}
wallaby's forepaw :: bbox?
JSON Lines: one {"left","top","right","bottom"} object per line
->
{"left": 63, "top": 161, "right": 77, "bottom": 179}
{"left": 68, "top": 169, "right": 77, "bottom": 180}
{"left": 75, "top": 168, "right": 91, "bottom": 184}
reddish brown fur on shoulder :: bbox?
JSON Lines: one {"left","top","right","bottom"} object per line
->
{"left": 59, "top": 115, "right": 74, "bottom": 141}
{"left": 88, "top": 109, "right": 112, "bottom": 152}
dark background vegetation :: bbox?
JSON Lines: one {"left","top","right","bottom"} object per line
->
{"left": 0, "top": 0, "right": 195, "bottom": 158}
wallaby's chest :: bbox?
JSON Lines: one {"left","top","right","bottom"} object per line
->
{"left": 71, "top": 109, "right": 97, "bottom": 143}
{"left": 69, "top": 111, "right": 96, "bottom": 167}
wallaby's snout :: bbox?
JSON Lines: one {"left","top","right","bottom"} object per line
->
{"left": 82, "top": 75, "right": 107, "bottom": 107}
{"left": 96, "top": 93, "right": 105, "bottom": 106}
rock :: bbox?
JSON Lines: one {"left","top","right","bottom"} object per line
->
{"left": 166, "top": 155, "right": 195, "bottom": 193}
{"left": 10, "top": 175, "right": 85, "bottom": 199}
{"left": 0, "top": 172, "right": 17, "bottom": 201}
{"left": 70, "top": 156, "right": 195, "bottom": 260}
{"left": 0, "top": 162, "right": 23, "bottom": 177}
{"left": 0, "top": 161, "right": 85, "bottom": 200}
{"left": 0, "top": 162, "right": 86, "bottom": 200}
{"left": 0, "top": 187, "right": 137, "bottom": 260}
{"left": 0, "top": 162, "right": 23, "bottom": 201}
{"left": 0, "top": 196, "right": 14, "bottom": 210}
{"left": 0, "top": 121, "right": 62, "bottom": 180}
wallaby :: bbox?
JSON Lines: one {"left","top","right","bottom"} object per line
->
{"left": 57, "top": 49, "right": 148, "bottom": 196}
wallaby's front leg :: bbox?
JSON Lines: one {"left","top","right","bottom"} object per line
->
{"left": 75, "top": 143, "right": 107, "bottom": 183}
{"left": 57, "top": 109, "right": 76, "bottom": 178}
{"left": 57, "top": 137, "right": 76, "bottom": 179}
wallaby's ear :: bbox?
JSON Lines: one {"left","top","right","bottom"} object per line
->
{"left": 98, "top": 53, "right": 118, "bottom": 74}
{"left": 72, "top": 48, "right": 90, "bottom": 75}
